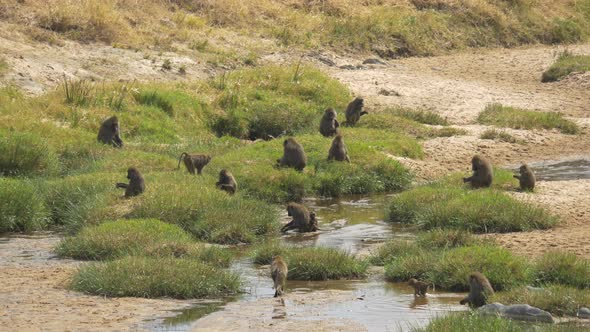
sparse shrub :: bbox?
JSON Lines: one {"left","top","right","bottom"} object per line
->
{"left": 534, "top": 251, "right": 590, "bottom": 288}
{"left": 370, "top": 240, "right": 419, "bottom": 266}
{"left": 480, "top": 128, "right": 520, "bottom": 143}
{"left": 549, "top": 19, "right": 582, "bottom": 44}
{"left": 0, "top": 178, "right": 50, "bottom": 233}
{"left": 0, "top": 130, "right": 59, "bottom": 177}
{"left": 162, "top": 59, "right": 172, "bottom": 70}
{"left": 71, "top": 257, "right": 240, "bottom": 299}
{"left": 386, "top": 107, "right": 449, "bottom": 126}
{"left": 133, "top": 90, "right": 174, "bottom": 116}
{"left": 542, "top": 51, "right": 590, "bottom": 82}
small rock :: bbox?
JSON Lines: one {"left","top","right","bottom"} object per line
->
{"left": 578, "top": 307, "right": 590, "bottom": 319}
{"left": 378, "top": 88, "right": 401, "bottom": 97}
{"left": 338, "top": 64, "right": 365, "bottom": 70}
{"left": 479, "top": 303, "right": 554, "bottom": 323}
{"left": 317, "top": 56, "right": 336, "bottom": 67}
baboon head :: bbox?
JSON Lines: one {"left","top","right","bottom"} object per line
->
{"left": 408, "top": 278, "right": 418, "bottom": 286}
{"left": 353, "top": 97, "right": 364, "bottom": 109}
{"left": 471, "top": 155, "right": 484, "bottom": 171}
{"left": 127, "top": 167, "right": 140, "bottom": 180}
{"left": 520, "top": 164, "right": 530, "bottom": 173}
{"left": 219, "top": 169, "right": 229, "bottom": 178}
{"left": 334, "top": 134, "right": 344, "bottom": 143}
{"left": 325, "top": 108, "right": 337, "bottom": 119}
{"left": 111, "top": 116, "right": 120, "bottom": 133}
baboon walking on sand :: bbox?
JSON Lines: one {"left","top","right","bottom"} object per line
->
{"left": 271, "top": 256, "right": 288, "bottom": 297}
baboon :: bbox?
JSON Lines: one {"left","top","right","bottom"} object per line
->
{"left": 319, "top": 108, "right": 340, "bottom": 137}
{"left": 408, "top": 278, "right": 429, "bottom": 297}
{"left": 116, "top": 167, "right": 145, "bottom": 197}
{"left": 344, "top": 97, "right": 367, "bottom": 126}
{"left": 514, "top": 164, "right": 535, "bottom": 191}
{"left": 216, "top": 169, "right": 237, "bottom": 195}
{"left": 328, "top": 134, "right": 350, "bottom": 163}
{"left": 280, "top": 202, "right": 318, "bottom": 233}
{"left": 271, "top": 256, "right": 288, "bottom": 298}
{"left": 277, "top": 138, "right": 307, "bottom": 171}
{"left": 459, "top": 272, "right": 494, "bottom": 308}
{"left": 177, "top": 153, "right": 211, "bottom": 175}
{"left": 463, "top": 155, "right": 493, "bottom": 188}
{"left": 97, "top": 116, "right": 123, "bottom": 147}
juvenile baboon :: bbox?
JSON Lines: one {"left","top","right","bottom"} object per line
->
{"left": 277, "top": 138, "right": 307, "bottom": 171}
{"left": 177, "top": 153, "right": 211, "bottom": 175}
{"left": 116, "top": 167, "right": 145, "bottom": 197}
{"left": 319, "top": 108, "right": 340, "bottom": 137}
{"left": 344, "top": 97, "right": 367, "bottom": 126}
{"left": 514, "top": 164, "right": 535, "bottom": 191}
{"left": 280, "top": 202, "right": 317, "bottom": 233}
{"left": 328, "top": 134, "right": 351, "bottom": 163}
{"left": 408, "top": 278, "right": 429, "bottom": 297}
{"left": 463, "top": 155, "right": 493, "bottom": 188}
{"left": 459, "top": 272, "right": 494, "bottom": 308}
{"left": 271, "top": 256, "right": 288, "bottom": 298}
{"left": 97, "top": 116, "right": 123, "bottom": 147}
{"left": 216, "top": 169, "right": 237, "bottom": 195}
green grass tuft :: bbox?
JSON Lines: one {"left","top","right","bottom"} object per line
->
{"left": 55, "top": 219, "right": 233, "bottom": 267}
{"left": 0, "top": 130, "right": 60, "bottom": 176}
{"left": 252, "top": 244, "right": 368, "bottom": 280}
{"left": 533, "top": 251, "right": 590, "bottom": 288}
{"left": 387, "top": 173, "right": 557, "bottom": 233}
{"left": 71, "top": 257, "right": 240, "bottom": 299}
{"left": 0, "top": 178, "right": 50, "bottom": 233}
{"left": 480, "top": 128, "right": 521, "bottom": 144}
{"left": 385, "top": 107, "right": 449, "bottom": 126}
{"left": 542, "top": 51, "right": 590, "bottom": 82}
{"left": 477, "top": 103, "right": 579, "bottom": 134}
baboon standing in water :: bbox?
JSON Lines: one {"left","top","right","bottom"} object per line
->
{"left": 97, "top": 116, "right": 123, "bottom": 147}
{"left": 177, "top": 153, "right": 211, "bottom": 175}
{"left": 514, "top": 164, "right": 535, "bottom": 191}
{"left": 459, "top": 272, "right": 494, "bottom": 308}
{"left": 328, "top": 134, "right": 350, "bottom": 163}
{"left": 277, "top": 138, "right": 307, "bottom": 172}
{"left": 344, "top": 97, "right": 367, "bottom": 126}
{"left": 408, "top": 278, "right": 429, "bottom": 297}
{"left": 463, "top": 155, "right": 493, "bottom": 188}
{"left": 116, "top": 167, "right": 145, "bottom": 197}
{"left": 216, "top": 169, "right": 237, "bottom": 195}
{"left": 281, "top": 202, "right": 318, "bottom": 233}
{"left": 319, "top": 108, "right": 340, "bottom": 137}
{"left": 271, "top": 256, "right": 288, "bottom": 298}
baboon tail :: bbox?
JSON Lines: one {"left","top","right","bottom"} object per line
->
{"left": 177, "top": 152, "right": 188, "bottom": 169}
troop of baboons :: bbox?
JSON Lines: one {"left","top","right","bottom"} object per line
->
{"left": 98, "top": 96, "right": 534, "bottom": 302}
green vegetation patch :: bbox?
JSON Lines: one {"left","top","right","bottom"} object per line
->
{"left": 128, "top": 174, "right": 279, "bottom": 244}
{"left": 494, "top": 285, "right": 590, "bottom": 317}
{"left": 211, "top": 129, "right": 417, "bottom": 203}
{"left": 477, "top": 103, "right": 579, "bottom": 134}
{"left": 0, "top": 178, "right": 50, "bottom": 233}
{"left": 210, "top": 65, "right": 351, "bottom": 140}
{"left": 0, "top": 130, "right": 60, "bottom": 176}
{"left": 384, "top": 244, "right": 531, "bottom": 291}
{"left": 414, "top": 312, "right": 587, "bottom": 332}
{"left": 252, "top": 244, "right": 368, "bottom": 280}
{"left": 534, "top": 251, "right": 590, "bottom": 288}
{"left": 542, "top": 51, "right": 590, "bottom": 82}
{"left": 55, "top": 219, "right": 232, "bottom": 267}
{"left": 480, "top": 128, "right": 521, "bottom": 144}
{"left": 385, "top": 107, "right": 449, "bottom": 126}
{"left": 387, "top": 172, "right": 557, "bottom": 233}
{"left": 71, "top": 257, "right": 240, "bottom": 299}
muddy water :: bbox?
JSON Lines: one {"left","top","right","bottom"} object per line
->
{"left": 525, "top": 158, "right": 590, "bottom": 182}
{"left": 151, "top": 195, "right": 467, "bottom": 332}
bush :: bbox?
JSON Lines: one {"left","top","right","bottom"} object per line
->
{"left": 369, "top": 240, "right": 419, "bottom": 266}
{"left": 384, "top": 248, "right": 438, "bottom": 282}
{"left": 542, "top": 51, "right": 590, "bottom": 82}
{"left": 494, "top": 285, "right": 590, "bottom": 317}
{"left": 210, "top": 65, "right": 351, "bottom": 140}
{"left": 480, "top": 129, "right": 520, "bottom": 143}
{"left": 416, "top": 229, "right": 484, "bottom": 249}
{"left": 477, "top": 103, "right": 579, "bottom": 134}
{"left": 387, "top": 179, "right": 557, "bottom": 233}
{"left": 128, "top": 174, "right": 279, "bottom": 244}
{"left": 252, "top": 244, "right": 368, "bottom": 280}
{"left": 533, "top": 251, "right": 590, "bottom": 288}
{"left": 0, "top": 130, "right": 59, "bottom": 176}
{"left": 0, "top": 178, "right": 50, "bottom": 233}
{"left": 70, "top": 257, "right": 240, "bottom": 299}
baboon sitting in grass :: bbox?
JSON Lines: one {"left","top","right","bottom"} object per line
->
{"left": 463, "top": 155, "right": 493, "bottom": 188}
{"left": 97, "top": 116, "right": 123, "bottom": 147}
{"left": 116, "top": 167, "right": 145, "bottom": 198}
{"left": 216, "top": 169, "right": 237, "bottom": 195}
{"left": 319, "top": 108, "right": 340, "bottom": 137}
{"left": 344, "top": 97, "right": 367, "bottom": 126}
{"left": 277, "top": 138, "right": 307, "bottom": 172}
{"left": 328, "top": 134, "right": 350, "bottom": 162}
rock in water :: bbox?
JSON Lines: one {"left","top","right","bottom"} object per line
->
{"left": 578, "top": 307, "right": 590, "bottom": 319}
{"left": 478, "top": 303, "right": 554, "bottom": 323}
